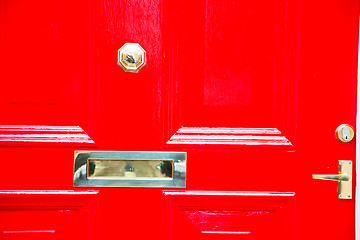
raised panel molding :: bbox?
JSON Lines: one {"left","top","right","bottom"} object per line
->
{"left": 0, "top": 125, "right": 95, "bottom": 146}
{"left": 163, "top": 191, "right": 295, "bottom": 240}
{"left": 167, "top": 127, "right": 293, "bottom": 148}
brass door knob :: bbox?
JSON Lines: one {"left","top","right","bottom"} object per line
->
{"left": 117, "top": 43, "right": 146, "bottom": 73}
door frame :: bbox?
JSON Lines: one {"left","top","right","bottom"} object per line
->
{"left": 355, "top": 14, "right": 360, "bottom": 239}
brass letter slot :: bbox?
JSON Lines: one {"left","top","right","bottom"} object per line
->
{"left": 87, "top": 159, "right": 173, "bottom": 180}
{"left": 74, "top": 151, "right": 186, "bottom": 188}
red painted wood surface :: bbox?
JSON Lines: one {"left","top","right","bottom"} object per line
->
{"left": 0, "top": 125, "right": 94, "bottom": 146}
{"left": 0, "top": 0, "right": 98, "bottom": 146}
{"left": 167, "top": 127, "right": 293, "bottom": 147}
{"left": 0, "top": 191, "right": 98, "bottom": 240}
{"left": 0, "top": 0, "right": 358, "bottom": 239}
{"left": 163, "top": 191, "right": 295, "bottom": 240}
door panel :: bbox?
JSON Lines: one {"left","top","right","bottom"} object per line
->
{"left": 0, "top": 191, "right": 98, "bottom": 240}
{"left": 163, "top": 0, "right": 297, "bottom": 148}
{"left": 0, "top": 0, "right": 97, "bottom": 146}
{"left": 163, "top": 191, "right": 295, "bottom": 240}
{"left": 0, "top": 0, "right": 358, "bottom": 240}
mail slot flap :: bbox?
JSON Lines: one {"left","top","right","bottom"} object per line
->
{"left": 74, "top": 151, "right": 186, "bottom": 188}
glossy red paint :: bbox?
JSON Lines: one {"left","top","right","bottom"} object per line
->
{"left": 163, "top": 191, "right": 295, "bottom": 239}
{"left": 0, "top": 191, "right": 98, "bottom": 240}
{"left": 0, "top": 0, "right": 358, "bottom": 240}
{"left": 0, "top": 125, "right": 95, "bottom": 146}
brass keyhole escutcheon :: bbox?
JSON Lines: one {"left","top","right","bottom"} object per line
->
{"left": 335, "top": 124, "right": 354, "bottom": 143}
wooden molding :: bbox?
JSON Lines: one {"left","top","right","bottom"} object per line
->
{"left": 166, "top": 127, "right": 293, "bottom": 148}
{"left": 0, "top": 125, "right": 95, "bottom": 146}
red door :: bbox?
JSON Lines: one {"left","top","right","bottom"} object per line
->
{"left": 0, "top": 0, "right": 358, "bottom": 239}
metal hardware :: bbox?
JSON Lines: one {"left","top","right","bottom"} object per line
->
{"left": 117, "top": 43, "right": 146, "bottom": 73}
{"left": 74, "top": 151, "right": 186, "bottom": 188}
{"left": 312, "top": 160, "right": 352, "bottom": 199}
{"left": 87, "top": 159, "right": 173, "bottom": 180}
{"left": 312, "top": 173, "right": 349, "bottom": 181}
{"left": 335, "top": 124, "right": 354, "bottom": 143}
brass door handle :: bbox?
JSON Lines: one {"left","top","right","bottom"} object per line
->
{"left": 312, "top": 160, "right": 352, "bottom": 199}
{"left": 312, "top": 172, "right": 349, "bottom": 181}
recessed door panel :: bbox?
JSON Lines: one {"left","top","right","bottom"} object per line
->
{"left": 0, "top": 0, "right": 97, "bottom": 146}
{"left": 163, "top": 191, "right": 295, "bottom": 240}
{"left": 164, "top": 0, "right": 297, "bottom": 148}
{"left": 0, "top": 191, "right": 98, "bottom": 240}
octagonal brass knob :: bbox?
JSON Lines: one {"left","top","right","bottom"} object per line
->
{"left": 117, "top": 43, "right": 146, "bottom": 73}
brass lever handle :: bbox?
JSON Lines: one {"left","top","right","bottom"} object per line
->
{"left": 312, "top": 160, "right": 352, "bottom": 199}
{"left": 312, "top": 172, "right": 349, "bottom": 181}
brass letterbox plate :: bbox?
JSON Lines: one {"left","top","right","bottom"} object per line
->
{"left": 74, "top": 151, "right": 186, "bottom": 187}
